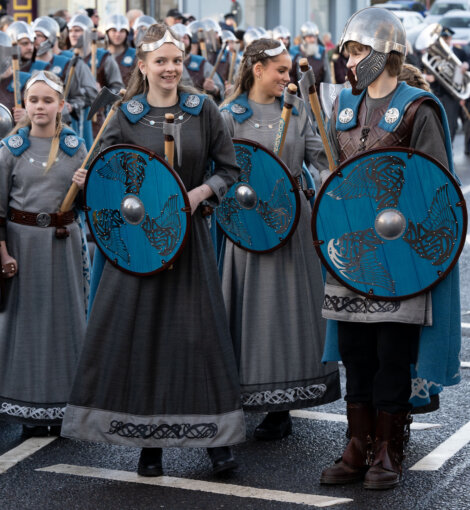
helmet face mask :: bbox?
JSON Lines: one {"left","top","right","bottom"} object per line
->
{"left": 339, "top": 7, "right": 406, "bottom": 92}
{"left": 32, "top": 17, "right": 60, "bottom": 56}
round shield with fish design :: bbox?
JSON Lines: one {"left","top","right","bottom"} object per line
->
{"left": 85, "top": 144, "right": 191, "bottom": 275}
{"left": 216, "top": 139, "right": 300, "bottom": 253}
{"left": 312, "top": 147, "right": 467, "bottom": 300}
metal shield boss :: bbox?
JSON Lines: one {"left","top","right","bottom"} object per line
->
{"left": 312, "top": 148, "right": 467, "bottom": 300}
{"left": 85, "top": 144, "right": 191, "bottom": 275}
{"left": 216, "top": 139, "right": 300, "bottom": 253}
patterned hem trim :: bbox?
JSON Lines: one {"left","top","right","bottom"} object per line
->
{"left": 242, "top": 383, "right": 327, "bottom": 407}
{"left": 107, "top": 420, "right": 218, "bottom": 440}
{"left": 0, "top": 401, "right": 65, "bottom": 420}
{"left": 323, "top": 294, "right": 401, "bottom": 314}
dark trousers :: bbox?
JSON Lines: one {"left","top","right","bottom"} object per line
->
{"left": 338, "top": 321, "right": 420, "bottom": 414}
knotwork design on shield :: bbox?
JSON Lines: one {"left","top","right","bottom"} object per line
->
{"left": 85, "top": 144, "right": 190, "bottom": 275}
{"left": 216, "top": 139, "right": 300, "bottom": 253}
{"left": 312, "top": 147, "right": 467, "bottom": 300}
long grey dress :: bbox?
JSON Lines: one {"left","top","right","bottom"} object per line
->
{"left": 0, "top": 135, "right": 88, "bottom": 426}
{"left": 61, "top": 93, "right": 246, "bottom": 448}
{"left": 220, "top": 98, "right": 341, "bottom": 412}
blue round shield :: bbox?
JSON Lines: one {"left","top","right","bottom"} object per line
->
{"left": 312, "top": 147, "right": 467, "bottom": 300}
{"left": 85, "top": 144, "right": 191, "bottom": 275}
{"left": 216, "top": 139, "right": 300, "bottom": 253}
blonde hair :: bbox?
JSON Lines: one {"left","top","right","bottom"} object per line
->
{"left": 222, "top": 38, "right": 289, "bottom": 107}
{"left": 123, "top": 23, "right": 197, "bottom": 103}
{"left": 399, "top": 63, "right": 431, "bottom": 92}
{"left": 11, "top": 71, "right": 65, "bottom": 173}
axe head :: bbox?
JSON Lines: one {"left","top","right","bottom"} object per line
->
{"left": 87, "top": 87, "right": 122, "bottom": 119}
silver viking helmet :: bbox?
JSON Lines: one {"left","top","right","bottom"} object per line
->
{"left": 0, "top": 31, "right": 13, "bottom": 77}
{"left": 133, "top": 15, "right": 156, "bottom": 47}
{"left": 32, "top": 17, "right": 60, "bottom": 56}
{"left": 300, "top": 21, "right": 319, "bottom": 39}
{"left": 104, "top": 14, "right": 130, "bottom": 33}
{"left": 6, "top": 21, "right": 35, "bottom": 44}
{"left": 68, "top": 13, "right": 94, "bottom": 54}
{"left": 243, "top": 28, "right": 263, "bottom": 47}
{"left": 339, "top": 7, "right": 406, "bottom": 91}
{"left": 272, "top": 25, "right": 291, "bottom": 41}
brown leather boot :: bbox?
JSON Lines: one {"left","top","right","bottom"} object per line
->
{"left": 363, "top": 410, "right": 411, "bottom": 490}
{"left": 320, "top": 402, "right": 375, "bottom": 485}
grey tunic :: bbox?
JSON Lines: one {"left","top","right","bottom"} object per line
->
{"left": 61, "top": 95, "right": 246, "bottom": 448}
{"left": 0, "top": 137, "right": 88, "bottom": 425}
{"left": 323, "top": 89, "right": 449, "bottom": 324}
{"left": 220, "top": 99, "right": 340, "bottom": 412}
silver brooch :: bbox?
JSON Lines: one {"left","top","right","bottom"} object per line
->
{"left": 384, "top": 107, "right": 400, "bottom": 124}
{"left": 184, "top": 94, "right": 200, "bottom": 108}
{"left": 8, "top": 135, "right": 23, "bottom": 149}
{"left": 52, "top": 66, "right": 62, "bottom": 74}
{"left": 127, "top": 99, "right": 144, "bottom": 115}
{"left": 338, "top": 108, "right": 354, "bottom": 124}
{"left": 231, "top": 104, "right": 247, "bottom": 114}
{"left": 64, "top": 135, "right": 79, "bottom": 148}
{"left": 123, "top": 56, "right": 133, "bottom": 65}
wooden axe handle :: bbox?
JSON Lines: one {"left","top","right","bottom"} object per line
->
{"left": 228, "top": 49, "right": 237, "bottom": 84}
{"left": 11, "top": 45, "right": 21, "bottom": 109}
{"left": 274, "top": 83, "right": 297, "bottom": 158}
{"left": 299, "top": 58, "right": 336, "bottom": 172}
{"left": 164, "top": 113, "right": 175, "bottom": 168}
{"left": 59, "top": 104, "right": 120, "bottom": 212}
{"left": 207, "top": 43, "right": 226, "bottom": 81}
{"left": 63, "top": 49, "right": 80, "bottom": 100}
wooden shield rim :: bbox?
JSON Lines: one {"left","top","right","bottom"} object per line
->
{"left": 311, "top": 146, "right": 468, "bottom": 301}
{"left": 216, "top": 137, "right": 301, "bottom": 254}
{"left": 84, "top": 143, "right": 191, "bottom": 276}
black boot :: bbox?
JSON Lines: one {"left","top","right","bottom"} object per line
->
{"left": 137, "top": 448, "right": 163, "bottom": 477}
{"left": 207, "top": 446, "right": 238, "bottom": 474}
{"left": 22, "top": 425, "right": 49, "bottom": 438}
{"left": 254, "top": 411, "right": 292, "bottom": 440}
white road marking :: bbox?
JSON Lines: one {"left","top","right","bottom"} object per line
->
{"left": 0, "top": 437, "right": 57, "bottom": 474}
{"left": 461, "top": 361, "right": 470, "bottom": 368}
{"left": 37, "top": 464, "right": 353, "bottom": 508}
{"left": 410, "top": 420, "right": 470, "bottom": 471}
{"left": 290, "top": 410, "right": 440, "bottom": 430}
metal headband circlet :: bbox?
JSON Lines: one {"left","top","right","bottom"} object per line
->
{"left": 26, "top": 71, "right": 64, "bottom": 94}
{"left": 141, "top": 30, "right": 185, "bottom": 53}
{"left": 264, "top": 40, "right": 287, "bottom": 57}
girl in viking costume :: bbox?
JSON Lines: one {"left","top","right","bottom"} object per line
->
{"left": 61, "top": 23, "right": 245, "bottom": 477}
{"left": 219, "top": 39, "right": 340, "bottom": 441}
{"left": 319, "top": 7, "right": 461, "bottom": 490}
{"left": 0, "top": 70, "right": 88, "bottom": 437}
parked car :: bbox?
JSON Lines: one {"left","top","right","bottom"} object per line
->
{"left": 394, "top": 10, "right": 428, "bottom": 31}
{"left": 425, "top": 1, "right": 470, "bottom": 25}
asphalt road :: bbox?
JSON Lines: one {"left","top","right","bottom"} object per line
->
{"left": 1, "top": 131, "right": 469, "bottom": 510}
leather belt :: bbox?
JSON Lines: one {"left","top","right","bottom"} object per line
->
{"left": 8, "top": 207, "right": 75, "bottom": 228}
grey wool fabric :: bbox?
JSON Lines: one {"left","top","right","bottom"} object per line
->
{"left": 220, "top": 99, "right": 341, "bottom": 412}
{"left": 61, "top": 95, "right": 247, "bottom": 448}
{"left": 0, "top": 137, "right": 88, "bottom": 425}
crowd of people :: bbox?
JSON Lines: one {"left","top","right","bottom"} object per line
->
{"left": 0, "top": 5, "right": 463, "bottom": 493}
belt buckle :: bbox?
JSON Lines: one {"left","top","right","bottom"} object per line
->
{"left": 36, "top": 212, "right": 51, "bottom": 227}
